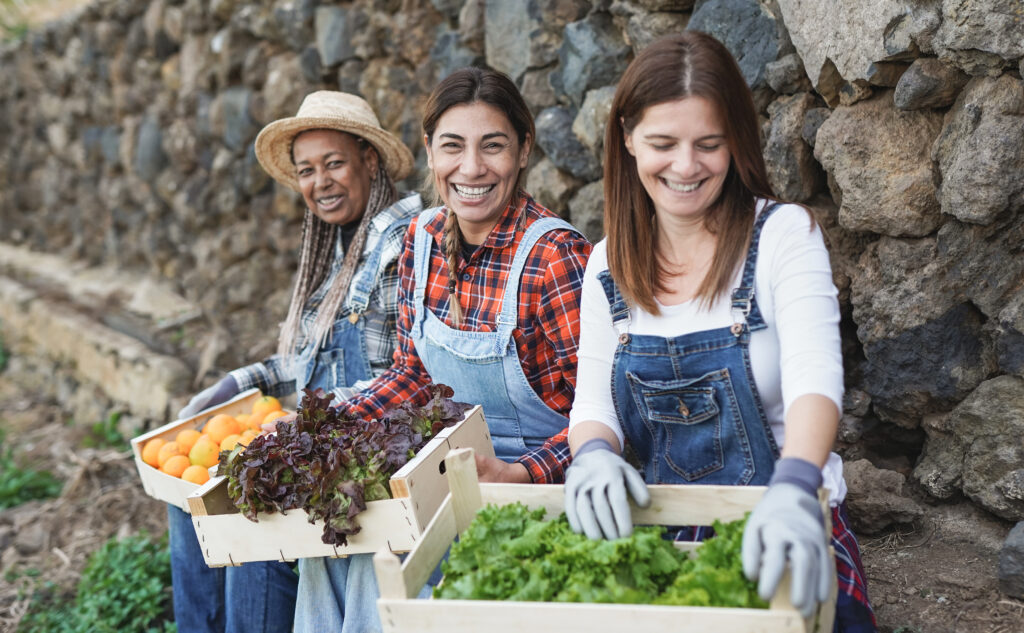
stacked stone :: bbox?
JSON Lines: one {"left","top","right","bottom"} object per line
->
{"left": 0, "top": 0, "right": 1023, "bottom": 594}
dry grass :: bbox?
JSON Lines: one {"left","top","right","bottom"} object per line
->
{"left": 0, "top": 0, "right": 92, "bottom": 37}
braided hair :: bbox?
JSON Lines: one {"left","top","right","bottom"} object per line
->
{"left": 277, "top": 152, "right": 397, "bottom": 357}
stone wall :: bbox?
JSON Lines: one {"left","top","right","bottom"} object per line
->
{"left": 1, "top": 0, "right": 1023, "bottom": 531}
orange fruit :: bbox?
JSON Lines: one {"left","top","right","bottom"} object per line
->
{"left": 175, "top": 428, "right": 202, "bottom": 453}
{"left": 161, "top": 454, "right": 191, "bottom": 478}
{"left": 261, "top": 409, "right": 289, "bottom": 428}
{"left": 203, "top": 414, "right": 241, "bottom": 445}
{"left": 235, "top": 413, "right": 251, "bottom": 427}
{"left": 141, "top": 438, "right": 167, "bottom": 468}
{"left": 219, "top": 434, "right": 242, "bottom": 452}
{"left": 251, "top": 395, "right": 282, "bottom": 421}
{"left": 238, "top": 429, "right": 258, "bottom": 447}
{"left": 181, "top": 464, "right": 210, "bottom": 485}
{"left": 157, "top": 441, "right": 186, "bottom": 468}
{"left": 189, "top": 436, "right": 220, "bottom": 468}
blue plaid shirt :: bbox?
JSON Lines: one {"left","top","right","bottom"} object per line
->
{"left": 229, "top": 193, "right": 422, "bottom": 401}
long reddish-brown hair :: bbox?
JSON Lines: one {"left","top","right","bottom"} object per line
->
{"left": 605, "top": 31, "right": 778, "bottom": 314}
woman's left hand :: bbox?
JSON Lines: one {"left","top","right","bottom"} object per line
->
{"left": 475, "top": 454, "right": 531, "bottom": 483}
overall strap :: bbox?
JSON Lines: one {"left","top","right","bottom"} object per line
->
{"left": 495, "top": 216, "right": 579, "bottom": 340}
{"left": 597, "top": 269, "right": 631, "bottom": 335}
{"left": 730, "top": 201, "right": 781, "bottom": 335}
{"left": 412, "top": 206, "right": 443, "bottom": 331}
{"left": 346, "top": 213, "right": 415, "bottom": 315}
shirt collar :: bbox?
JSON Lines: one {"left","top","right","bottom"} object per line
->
{"left": 425, "top": 191, "right": 528, "bottom": 253}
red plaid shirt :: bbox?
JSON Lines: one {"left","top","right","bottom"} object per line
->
{"left": 341, "top": 193, "right": 591, "bottom": 483}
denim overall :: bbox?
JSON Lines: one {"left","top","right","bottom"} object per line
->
{"left": 294, "top": 209, "right": 581, "bottom": 633}
{"left": 411, "top": 207, "right": 578, "bottom": 461}
{"left": 292, "top": 215, "right": 412, "bottom": 394}
{"left": 604, "top": 203, "right": 782, "bottom": 486}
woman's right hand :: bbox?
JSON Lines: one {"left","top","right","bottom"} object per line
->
{"left": 177, "top": 375, "right": 240, "bottom": 419}
{"left": 564, "top": 439, "right": 650, "bottom": 540}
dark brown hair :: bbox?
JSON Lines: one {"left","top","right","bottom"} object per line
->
{"left": 605, "top": 31, "right": 777, "bottom": 314}
{"left": 421, "top": 67, "right": 536, "bottom": 325}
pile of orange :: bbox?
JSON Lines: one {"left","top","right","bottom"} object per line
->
{"left": 140, "top": 395, "right": 288, "bottom": 485}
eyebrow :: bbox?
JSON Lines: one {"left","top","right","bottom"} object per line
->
{"left": 294, "top": 150, "right": 344, "bottom": 166}
{"left": 643, "top": 133, "right": 725, "bottom": 142}
{"left": 438, "top": 132, "right": 511, "bottom": 142}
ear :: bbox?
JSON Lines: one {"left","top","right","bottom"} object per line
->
{"left": 621, "top": 117, "right": 636, "bottom": 157}
{"left": 363, "top": 145, "right": 380, "bottom": 178}
{"left": 518, "top": 133, "right": 532, "bottom": 169}
{"left": 423, "top": 133, "right": 434, "bottom": 170}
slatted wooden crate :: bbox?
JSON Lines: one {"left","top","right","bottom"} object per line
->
{"left": 186, "top": 406, "right": 495, "bottom": 566}
{"left": 130, "top": 389, "right": 263, "bottom": 511}
{"left": 374, "top": 448, "right": 837, "bottom": 633}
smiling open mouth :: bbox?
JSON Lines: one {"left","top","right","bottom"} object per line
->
{"left": 317, "top": 194, "right": 344, "bottom": 209}
{"left": 452, "top": 183, "right": 496, "bottom": 199}
{"left": 661, "top": 178, "right": 703, "bottom": 193}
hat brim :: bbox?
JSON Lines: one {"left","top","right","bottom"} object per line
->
{"left": 254, "top": 115, "right": 415, "bottom": 192}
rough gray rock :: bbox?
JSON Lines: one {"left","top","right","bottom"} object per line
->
{"left": 764, "top": 92, "right": 822, "bottom": 202}
{"left": 843, "top": 459, "right": 926, "bottom": 534}
{"left": 813, "top": 91, "right": 943, "bottom": 237}
{"left": 568, "top": 180, "right": 606, "bottom": 244}
{"left": 572, "top": 86, "right": 617, "bottom": 157}
{"left": 931, "top": 75, "right": 1024, "bottom": 226}
{"left": 218, "top": 87, "right": 260, "bottom": 152}
{"left": 765, "top": 52, "right": 812, "bottom": 94}
{"left": 554, "top": 13, "right": 631, "bottom": 107}
{"left": 315, "top": 5, "right": 362, "bottom": 67}
{"left": 799, "top": 106, "right": 830, "bottom": 148}
{"left": 535, "top": 106, "right": 602, "bottom": 181}
{"left": 999, "top": 522, "right": 1024, "bottom": 599}
{"left": 932, "top": 0, "right": 1024, "bottom": 76}
{"left": 133, "top": 115, "right": 167, "bottom": 182}
{"left": 893, "top": 57, "right": 970, "bottom": 110}
{"left": 776, "top": 0, "right": 939, "bottom": 106}
{"left": 526, "top": 157, "right": 583, "bottom": 217}
{"left": 914, "top": 376, "right": 1024, "bottom": 521}
{"left": 483, "top": 0, "right": 534, "bottom": 81}
{"left": 687, "top": 0, "right": 779, "bottom": 90}
{"left": 624, "top": 11, "right": 689, "bottom": 52}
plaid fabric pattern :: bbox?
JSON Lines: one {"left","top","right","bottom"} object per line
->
{"left": 229, "top": 194, "right": 421, "bottom": 402}
{"left": 341, "top": 193, "right": 591, "bottom": 484}
{"left": 671, "top": 502, "right": 876, "bottom": 632}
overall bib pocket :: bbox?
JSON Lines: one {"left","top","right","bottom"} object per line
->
{"left": 626, "top": 368, "right": 747, "bottom": 482}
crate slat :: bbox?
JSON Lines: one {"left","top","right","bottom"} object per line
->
{"left": 129, "top": 389, "right": 262, "bottom": 511}
{"left": 374, "top": 447, "right": 837, "bottom": 633}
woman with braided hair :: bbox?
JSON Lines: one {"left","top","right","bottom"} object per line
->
{"left": 169, "top": 91, "right": 422, "bottom": 633}
{"left": 292, "top": 66, "right": 592, "bottom": 633}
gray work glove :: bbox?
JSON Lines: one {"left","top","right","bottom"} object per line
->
{"left": 741, "top": 478, "right": 831, "bottom": 618}
{"left": 177, "top": 375, "right": 240, "bottom": 420}
{"left": 564, "top": 438, "right": 650, "bottom": 540}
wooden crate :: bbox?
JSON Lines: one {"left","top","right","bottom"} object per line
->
{"left": 130, "top": 389, "right": 263, "bottom": 511}
{"left": 186, "top": 406, "right": 495, "bottom": 566}
{"left": 374, "top": 448, "right": 838, "bottom": 633}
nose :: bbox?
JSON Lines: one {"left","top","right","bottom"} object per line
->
{"left": 313, "top": 167, "right": 333, "bottom": 191}
{"left": 671, "top": 146, "right": 701, "bottom": 178}
{"left": 458, "top": 146, "right": 487, "bottom": 177}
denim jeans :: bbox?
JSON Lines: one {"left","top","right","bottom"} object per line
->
{"left": 167, "top": 505, "right": 298, "bottom": 633}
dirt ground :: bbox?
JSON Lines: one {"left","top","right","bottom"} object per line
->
{"left": 0, "top": 376, "right": 1022, "bottom": 633}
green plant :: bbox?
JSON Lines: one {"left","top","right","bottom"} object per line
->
{"left": 0, "top": 327, "right": 8, "bottom": 372}
{"left": 0, "top": 0, "right": 29, "bottom": 41}
{"left": 0, "top": 430, "right": 62, "bottom": 509}
{"left": 19, "top": 532, "right": 177, "bottom": 633}
{"left": 80, "top": 412, "right": 129, "bottom": 451}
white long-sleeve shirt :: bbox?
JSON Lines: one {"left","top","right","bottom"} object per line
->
{"left": 569, "top": 200, "right": 847, "bottom": 503}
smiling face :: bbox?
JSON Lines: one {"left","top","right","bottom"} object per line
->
{"left": 425, "top": 102, "right": 531, "bottom": 245}
{"left": 624, "top": 96, "right": 731, "bottom": 227}
{"left": 292, "top": 129, "right": 377, "bottom": 226}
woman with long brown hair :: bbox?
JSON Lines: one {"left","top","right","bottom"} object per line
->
{"left": 293, "top": 66, "right": 591, "bottom": 633}
{"left": 563, "top": 32, "right": 876, "bottom": 631}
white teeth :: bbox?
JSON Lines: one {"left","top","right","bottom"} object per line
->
{"left": 318, "top": 195, "right": 341, "bottom": 206}
{"left": 663, "top": 178, "right": 701, "bottom": 193}
{"left": 453, "top": 184, "right": 494, "bottom": 198}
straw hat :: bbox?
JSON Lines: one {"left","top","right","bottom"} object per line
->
{"left": 254, "top": 91, "right": 415, "bottom": 191}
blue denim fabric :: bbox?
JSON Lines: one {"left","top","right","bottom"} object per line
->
{"left": 410, "top": 208, "right": 577, "bottom": 461}
{"left": 292, "top": 210, "right": 581, "bottom": 632}
{"left": 224, "top": 559, "right": 298, "bottom": 633}
{"left": 169, "top": 505, "right": 225, "bottom": 633}
{"left": 603, "top": 203, "right": 782, "bottom": 486}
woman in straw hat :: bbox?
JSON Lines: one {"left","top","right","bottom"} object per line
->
{"left": 292, "top": 66, "right": 592, "bottom": 633}
{"left": 169, "top": 91, "right": 422, "bottom": 633}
